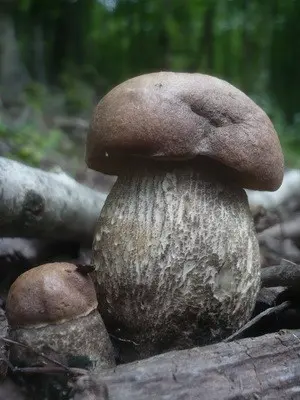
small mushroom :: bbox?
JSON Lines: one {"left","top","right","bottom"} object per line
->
{"left": 86, "top": 72, "right": 284, "bottom": 357}
{"left": 6, "top": 262, "right": 115, "bottom": 372}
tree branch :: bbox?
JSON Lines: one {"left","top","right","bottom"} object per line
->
{"left": 97, "top": 329, "right": 300, "bottom": 399}
{"left": 0, "top": 157, "right": 106, "bottom": 245}
{"left": 261, "top": 260, "right": 300, "bottom": 288}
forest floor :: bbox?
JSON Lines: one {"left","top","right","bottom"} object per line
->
{"left": 1, "top": 97, "right": 300, "bottom": 399}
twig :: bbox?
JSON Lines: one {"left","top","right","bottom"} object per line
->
{"left": 0, "top": 338, "right": 89, "bottom": 377}
{"left": 224, "top": 301, "right": 291, "bottom": 342}
{"left": 109, "top": 334, "right": 139, "bottom": 346}
{"left": 1, "top": 337, "right": 70, "bottom": 371}
{"left": 0, "top": 359, "right": 71, "bottom": 375}
{"left": 14, "top": 366, "right": 87, "bottom": 376}
{"left": 0, "top": 357, "right": 15, "bottom": 371}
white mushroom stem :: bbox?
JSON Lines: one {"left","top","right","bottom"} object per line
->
{"left": 0, "top": 157, "right": 106, "bottom": 245}
{"left": 92, "top": 164, "right": 261, "bottom": 356}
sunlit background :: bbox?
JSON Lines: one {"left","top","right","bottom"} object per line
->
{"left": 0, "top": 0, "right": 299, "bottom": 176}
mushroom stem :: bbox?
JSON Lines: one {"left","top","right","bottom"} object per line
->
{"left": 92, "top": 163, "right": 261, "bottom": 357}
{"left": 9, "top": 310, "right": 114, "bottom": 374}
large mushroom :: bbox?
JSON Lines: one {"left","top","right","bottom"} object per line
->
{"left": 6, "top": 262, "right": 115, "bottom": 372}
{"left": 86, "top": 72, "right": 284, "bottom": 358}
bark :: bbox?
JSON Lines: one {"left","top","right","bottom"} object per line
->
{"left": 262, "top": 261, "right": 300, "bottom": 288}
{"left": 0, "top": 9, "right": 30, "bottom": 106}
{"left": 256, "top": 286, "right": 286, "bottom": 308}
{"left": 96, "top": 329, "right": 300, "bottom": 400}
{"left": 0, "top": 157, "right": 106, "bottom": 245}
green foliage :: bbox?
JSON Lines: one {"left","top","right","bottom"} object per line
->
{"left": 24, "top": 82, "right": 48, "bottom": 110}
{"left": 59, "top": 72, "right": 95, "bottom": 114}
{"left": 9, "top": 0, "right": 300, "bottom": 167}
{"left": 13, "top": 0, "right": 300, "bottom": 107}
{"left": 251, "top": 92, "right": 300, "bottom": 167}
{"left": 275, "top": 119, "right": 300, "bottom": 169}
{"left": 0, "top": 120, "right": 63, "bottom": 167}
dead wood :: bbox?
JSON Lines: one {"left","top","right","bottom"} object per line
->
{"left": 261, "top": 260, "right": 300, "bottom": 288}
{"left": 97, "top": 329, "right": 300, "bottom": 400}
{"left": 0, "top": 157, "right": 106, "bottom": 245}
{"left": 224, "top": 301, "right": 291, "bottom": 342}
{"left": 256, "top": 287, "right": 286, "bottom": 308}
{"left": 258, "top": 216, "right": 300, "bottom": 242}
{"left": 5, "top": 329, "right": 300, "bottom": 400}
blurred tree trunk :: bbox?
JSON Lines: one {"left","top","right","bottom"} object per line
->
{"left": 159, "top": 0, "right": 171, "bottom": 70}
{"left": 33, "top": 24, "right": 46, "bottom": 85}
{"left": 241, "top": 0, "right": 251, "bottom": 91}
{"left": 0, "top": 4, "right": 30, "bottom": 106}
{"left": 202, "top": 2, "right": 215, "bottom": 73}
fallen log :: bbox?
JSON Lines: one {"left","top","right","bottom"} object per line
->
{"left": 256, "top": 287, "right": 286, "bottom": 308}
{"left": 262, "top": 261, "right": 300, "bottom": 288}
{"left": 258, "top": 217, "right": 300, "bottom": 242}
{"left": 0, "top": 157, "right": 106, "bottom": 245}
{"left": 96, "top": 329, "right": 300, "bottom": 400}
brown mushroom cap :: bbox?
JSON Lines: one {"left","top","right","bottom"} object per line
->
{"left": 6, "top": 262, "right": 98, "bottom": 329}
{"left": 86, "top": 71, "right": 284, "bottom": 191}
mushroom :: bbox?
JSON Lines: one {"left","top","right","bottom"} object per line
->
{"left": 86, "top": 72, "right": 284, "bottom": 358}
{"left": 6, "top": 262, "right": 115, "bottom": 372}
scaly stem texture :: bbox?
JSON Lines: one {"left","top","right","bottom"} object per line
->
{"left": 93, "top": 165, "right": 260, "bottom": 356}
